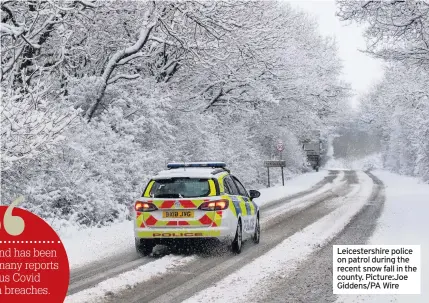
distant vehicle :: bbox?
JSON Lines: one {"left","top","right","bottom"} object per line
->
{"left": 302, "top": 131, "right": 322, "bottom": 171}
{"left": 133, "top": 162, "right": 261, "bottom": 255}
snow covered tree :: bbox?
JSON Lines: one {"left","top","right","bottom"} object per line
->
{"left": 337, "top": 0, "right": 429, "bottom": 67}
{"left": 337, "top": 0, "right": 429, "bottom": 182}
{"left": 84, "top": 0, "right": 256, "bottom": 120}
{"left": 1, "top": 0, "right": 95, "bottom": 165}
{"left": 2, "top": 1, "right": 350, "bottom": 226}
{"left": 357, "top": 64, "right": 429, "bottom": 181}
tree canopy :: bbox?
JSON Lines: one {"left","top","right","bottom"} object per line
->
{"left": 1, "top": 1, "right": 350, "bottom": 227}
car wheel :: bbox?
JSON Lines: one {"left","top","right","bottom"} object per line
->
{"left": 231, "top": 220, "right": 242, "bottom": 254}
{"left": 135, "top": 238, "right": 154, "bottom": 256}
{"left": 252, "top": 216, "right": 260, "bottom": 244}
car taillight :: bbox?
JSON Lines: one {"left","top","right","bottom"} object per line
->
{"left": 198, "top": 199, "right": 229, "bottom": 211}
{"left": 135, "top": 201, "right": 158, "bottom": 212}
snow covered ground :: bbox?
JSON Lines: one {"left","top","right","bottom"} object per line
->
{"left": 324, "top": 153, "right": 383, "bottom": 171}
{"left": 61, "top": 221, "right": 135, "bottom": 269}
{"left": 184, "top": 171, "right": 373, "bottom": 303}
{"left": 63, "top": 168, "right": 428, "bottom": 303}
{"left": 61, "top": 170, "right": 329, "bottom": 269}
{"left": 65, "top": 170, "right": 342, "bottom": 302}
{"left": 335, "top": 170, "right": 429, "bottom": 303}
{"left": 65, "top": 255, "right": 196, "bottom": 303}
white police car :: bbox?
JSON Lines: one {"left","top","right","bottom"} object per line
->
{"left": 133, "top": 162, "right": 261, "bottom": 255}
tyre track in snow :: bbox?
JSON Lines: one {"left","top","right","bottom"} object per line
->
{"left": 259, "top": 170, "right": 339, "bottom": 211}
{"left": 99, "top": 170, "right": 354, "bottom": 303}
{"left": 68, "top": 249, "right": 150, "bottom": 295}
{"left": 67, "top": 170, "right": 342, "bottom": 297}
{"left": 259, "top": 171, "right": 385, "bottom": 303}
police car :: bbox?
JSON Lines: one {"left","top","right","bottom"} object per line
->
{"left": 133, "top": 162, "right": 261, "bottom": 255}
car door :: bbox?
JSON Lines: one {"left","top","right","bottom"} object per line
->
{"left": 231, "top": 175, "right": 255, "bottom": 239}
{"left": 223, "top": 176, "right": 247, "bottom": 227}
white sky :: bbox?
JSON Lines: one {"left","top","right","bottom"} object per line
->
{"left": 287, "top": 0, "right": 385, "bottom": 108}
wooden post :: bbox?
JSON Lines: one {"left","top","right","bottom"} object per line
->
{"left": 281, "top": 166, "right": 284, "bottom": 186}
{"left": 267, "top": 167, "right": 270, "bottom": 188}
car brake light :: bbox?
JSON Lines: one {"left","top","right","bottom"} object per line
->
{"left": 135, "top": 201, "right": 158, "bottom": 212}
{"left": 199, "top": 199, "right": 229, "bottom": 211}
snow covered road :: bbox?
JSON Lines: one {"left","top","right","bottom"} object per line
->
{"left": 64, "top": 169, "right": 388, "bottom": 303}
{"left": 258, "top": 171, "right": 384, "bottom": 303}
{"left": 66, "top": 170, "right": 333, "bottom": 297}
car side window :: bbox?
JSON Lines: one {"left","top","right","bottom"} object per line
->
{"left": 224, "top": 176, "right": 240, "bottom": 195}
{"left": 231, "top": 176, "right": 249, "bottom": 197}
{"left": 224, "top": 179, "right": 232, "bottom": 194}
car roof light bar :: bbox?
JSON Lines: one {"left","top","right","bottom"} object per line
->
{"left": 167, "top": 162, "right": 226, "bottom": 169}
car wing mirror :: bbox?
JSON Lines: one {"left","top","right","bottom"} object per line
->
{"left": 249, "top": 190, "right": 261, "bottom": 199}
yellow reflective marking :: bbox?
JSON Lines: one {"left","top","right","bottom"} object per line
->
{"left": 187, "top": 220, "right": 203, "bottom": 226}
{"left": 218, "top": 173, "right": 229, "bottom": 193}
{"left": 208, "top": 179, "right": 216, "bottom": 196}
{"left": 143, "top": 180, "right": 155, "bottom": 197}
{"left": 213, "top": 210, "right": 223, "bottom": 226}
{"left": 223, "top": 196, "right": 236, "bottom": 217}
{"left": 152, "top": 200, "right": 163, "bottom": 208}
{"left": 136, "top": 213, "right": 144, "bottom": 228}
{"left": 136, "top": 230, "right": 221, "bottom": 238}
{"left": 238, "top": 196, "right": 247, "bottom": 216}
{"left": 155, "top": 220, "right": 168, "bottom": 227}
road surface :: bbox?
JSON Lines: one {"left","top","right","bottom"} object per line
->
{"left": 67, "top": 170, "right": 385, "bottom": 303}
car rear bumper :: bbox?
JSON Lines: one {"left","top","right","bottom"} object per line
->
{"left": 134, "top": 226, "right": 234, "bottom": 241}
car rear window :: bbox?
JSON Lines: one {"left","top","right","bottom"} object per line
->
{"left": 149, "top": 178, "right": 211, "bottom": 198}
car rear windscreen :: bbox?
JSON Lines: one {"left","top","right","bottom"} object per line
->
{"left": 149, "top": 178, "right": 211, "bottom": 198}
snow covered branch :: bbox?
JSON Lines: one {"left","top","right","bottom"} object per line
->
{"left": 1, "top": 91, "right": 78, "bottom": 168}
{"left": 116, "top": 53, "right": 146, "bottom": 65}
{"left": 107, "top": 74, "right": 140, "bottom": 84}
{"left": 84, "top": 3, "right": 159, "bottom": 121}
{"left": 337, "top": 0, "right": 429, "bottom": 66}
{"left": 74, "top": 0, "right": 97, "bottom": 9}
{"left": 0, "top": 22, "right": 23, "bottom": 36}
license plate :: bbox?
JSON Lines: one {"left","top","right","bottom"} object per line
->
{"left": 162, "top": 210, "right": 194, "bottom": 218}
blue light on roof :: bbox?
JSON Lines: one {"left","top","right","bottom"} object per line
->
{"left": 167, "top": 162, "right": 226, "bottom": 169}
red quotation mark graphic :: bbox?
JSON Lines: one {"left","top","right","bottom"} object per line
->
{"left": 0, "top": 197, "right": 70, "bottom": 303}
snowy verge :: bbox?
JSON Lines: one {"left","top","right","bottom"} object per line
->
{"left": 253, "top": 170, "right": 329, "bottom": 207}
{"left": 65, "top": 255, "right": 196, "bottom": 303}
{"left": 63, "top": 171, "right": 329, "bottom": 269}
{"left": 335, "top": 170, "right": 429, "bottom": 303}
{"left": 62, "top": 221, "right": 135, "bottom": 269}
{"left": 184, "top": 172, "right": 374, "bottom": 303}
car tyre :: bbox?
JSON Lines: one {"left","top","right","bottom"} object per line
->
{"left": 231, "top": 220, "right": 242, "bottom": 254}
{"left": 252, "top": 216, "right": 260, "bottom": 244}
{"left": 135, "top": 238, "right": 154, "bottom": 256}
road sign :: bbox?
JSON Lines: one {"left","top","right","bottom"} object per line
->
{"left": 276, "top": 141, "right": 284, "bottom": 151}
{"left": 264, "top": 160, "right": 286, "bottom": 187}
{"left": 264, "top": 160, "right": 286, "bottom": 167}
